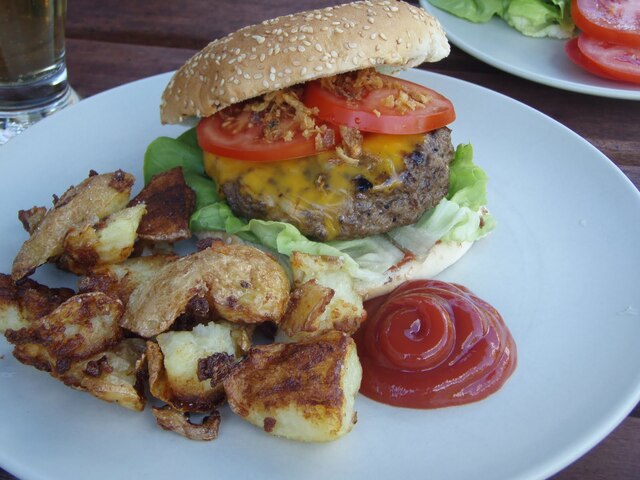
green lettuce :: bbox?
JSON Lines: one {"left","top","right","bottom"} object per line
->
{"left": 427, "top": 0, "right": 575, "bottom": 38}
{"left": 143, "top": 131, "right": 495, "bottom": 281}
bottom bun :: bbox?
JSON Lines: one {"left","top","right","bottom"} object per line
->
{"left": 355, "top": 241, "right": 473, "bottom": 300}
{"left": 194, "top": 232, "right": 472, "bottom": 302}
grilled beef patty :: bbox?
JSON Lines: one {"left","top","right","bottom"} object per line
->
{"left": 219, "top": 127, "right": 453, "bottom": 241}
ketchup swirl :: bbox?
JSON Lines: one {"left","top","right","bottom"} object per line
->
{"left": 355, "top": 280, "right": 517, "bottom": 408}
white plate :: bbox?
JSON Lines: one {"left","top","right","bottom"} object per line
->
{"left": 1, "top": 70, "right": 640, "bottom": 480}
{"left": 420, "top": 0, "right": 640, "bottom": 100}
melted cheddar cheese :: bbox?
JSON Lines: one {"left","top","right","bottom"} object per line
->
{"left": 203, "top": 133, "right": 424, "bottom": 240}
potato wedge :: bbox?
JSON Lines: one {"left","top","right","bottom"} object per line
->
{"left": 6, "top": 292, "right": 124, "bottom": 374}
{"left": 60, "top": 204, "right": 146, "bottom": 274}
{"left": 12, "top": 170, "right": 135, "bottom": 281}
{"left": 224, "top": 331, "right": 362, "bottom": 442}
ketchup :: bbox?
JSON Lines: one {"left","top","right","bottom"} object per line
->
{"left": 355, "top": 280, "right": 516, "bottom": 409}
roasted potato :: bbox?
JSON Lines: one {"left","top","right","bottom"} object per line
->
{"left": 148, "top": 321, "right": 250, "bottom": 412}
{"left": 12, "top": 170, "right": 135, "bottom": 281}
{"left": 78, "top": 254, "right": 178, "bottom": 305}
{"left": 121, "top": 243, "right": 290, "bottom": 337}
{"left": 129, "top": 167, "right": 195, "bottom": 243}
{"left": 0, "top": 273, "right": 74, "bottom": 334}
{"left": 59, "top": 204, "right": 146, "bottom": 274}
{"left": 60, "top": 338, "right": 147, "bottom": 411}
{"left": 119, "top": 254, "right": 209, "bottom": 337}
{"left": 5, "top": 292, "right": 124, "bottom": 375}
{"left": 200, "top": 242, "right": 290, "bottom": 325}
{"left": 279, "top": 252, "right": 366, "bottom": 340}
{"left": 224, "top": 331, "right": 362, "bottom": 442}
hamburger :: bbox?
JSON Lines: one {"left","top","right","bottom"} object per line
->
{"left": 154, "top": 0, "right": 494, "bottom": 298}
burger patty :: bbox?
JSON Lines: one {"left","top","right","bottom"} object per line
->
{"left": 220, "top": 127, "right": 454, "bottom": 241}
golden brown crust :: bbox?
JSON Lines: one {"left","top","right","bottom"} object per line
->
{"left": 11, "top": 170, "right": 135, "bottom": 281}
{"left": 223, "top": 330, "right": 361, "bottom": 441}
{"left": 129, "top": 167, "right": 195, "bottom": 243}
{"left": 160, "top": 0, "right": 449, "bottom": 123}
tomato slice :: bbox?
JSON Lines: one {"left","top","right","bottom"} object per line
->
{"left": 565, "top": 37, "right": 621, "bottom": 80}
{"left": 302, "top": 75, "right": 455, "bottom": 135}
{"left": 196, "top": 111, "right": 335, "bottom": 162}
{"left": 577, "top": 34, "right": 640, "bottom": 84}
{"left": 572, "top": 0, "right": 640, "bottom": 48}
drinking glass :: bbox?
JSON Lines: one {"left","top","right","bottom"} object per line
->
{"left": 0, "top": 0, "right": 78, "bottom": 145}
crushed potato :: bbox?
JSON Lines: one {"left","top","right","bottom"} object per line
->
{"left": 2, "top": 167, "right": 366, "bottom": 443}
{"left": 60, "top": 204, "right": 146, "bottom": 274}
{"left": 224, "top": 331, "right": 361, "bottom": 442}
{"left": 148, "top": 321, "right": 250, "bottom": 412}
{"left": 279, "top": 252, "right": 366, "bottom": 340}
{"left": 12, "top": 170, "right": 134, "bottom": 281}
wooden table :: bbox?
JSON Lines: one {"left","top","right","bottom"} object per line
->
{"left": 1, "top": 1, "right": 638, "bottom": 478}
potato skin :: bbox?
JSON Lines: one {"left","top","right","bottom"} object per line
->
{"left": 12, "top": 170, "right": 134, "bottom": 281}
{"left": 224, "top": 331, "right": 362, "bottom": 442}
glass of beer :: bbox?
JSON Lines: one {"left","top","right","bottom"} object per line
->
{"left": 0, "top": 0, "right": 78, "bottom": 144}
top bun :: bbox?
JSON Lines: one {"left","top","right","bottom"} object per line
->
{"left": 160, "top": 1, "right": 449, "bottom": 124}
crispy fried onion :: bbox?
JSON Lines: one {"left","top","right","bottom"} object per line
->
{"left": 320, "top": 68, "right": 431, "bottom": 114}
{"left": 152, "top": 405, "right": 221, "bottom": 441}
{"left": 220, "top": 87, "right": 334, "bottom": 150}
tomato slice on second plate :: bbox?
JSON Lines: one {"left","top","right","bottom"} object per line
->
{"left": 572, "top": 0, "right": 640, "bottom": 48}
{"left": 577, "top": 34, "right": 640, "bottom": 84}
{"left": 197, "top": 111, "right": 335, "bottom": 162}
{"left": 565, "top": 37, "right": 620, "bottom": 81}
{"left": 302, "top": 75, "right": 455, "bottom": 135}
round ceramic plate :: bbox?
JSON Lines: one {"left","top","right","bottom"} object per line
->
{"left": 420, "top": 0, "right": 640, "bottom": 100}
{"left": 0, "top": 70, "right": 639, "bottom": 480}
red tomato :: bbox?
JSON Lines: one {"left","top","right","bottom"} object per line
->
{"left": 577, "top": 34, "right": 640, "bottom": 84}
{"left": 302, "top": 75, "right": 455, "bottom": 135}
{"left": 572, "top": 0, "right": 640, "bottom": 48}
{"left": 196, "top": 111, "right": 335, "bottom": 162}
{"left": 565, "top": 38, "right": 621, "bottom": 80}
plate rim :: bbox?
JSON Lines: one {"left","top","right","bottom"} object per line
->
{"left": 0, "top": 69, "right": 639, "bottom": 480}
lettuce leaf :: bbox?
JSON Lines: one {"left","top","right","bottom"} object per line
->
{"left": 144, "top": 133, "right": 494, "bottom": 281}
{"left": 427, "top": 0, "right": 505, "bottom": 23}
{"left": 427, "top": 0, "right": 574, "bottom": 39}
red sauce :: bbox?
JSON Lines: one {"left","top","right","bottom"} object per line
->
{"left": 355, "top": 280, "right": 517, "bottom": 408}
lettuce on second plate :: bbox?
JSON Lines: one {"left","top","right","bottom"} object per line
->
{"left": 427, "top": 0, "right": 575, "bottom": 39}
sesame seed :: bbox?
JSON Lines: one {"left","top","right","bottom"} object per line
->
{"left": 263, "top": 80, "right": 269, "bottom": 88}
{"left": 380, "top": 32, "right": 388, "bottom": 40}
{"left": 298, "top": 45, "right": 305, "bottom": 52}
{"left": 259, "top": 53, "right": 266, "bottom": 62}
{"left": 335, "top": 27, "right": 344, "bottom": 33}
{"left": 315, "top": 43, "right": 323, "bottom": 52}
{"left": 252, "top": 35, "right": 265, "bottom": 44}
{"left": 253, "top": 73, "right": 263, "bottom": 79}
{"left": 314, "top": 65, "right": 323, "bottom": 72}
{"left": 301, "top": 67, "right": 308, "bottom": 75}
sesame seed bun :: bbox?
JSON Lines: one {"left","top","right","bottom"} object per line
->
{"left": 160, "top": 1, "right": 449, "bottom": 124}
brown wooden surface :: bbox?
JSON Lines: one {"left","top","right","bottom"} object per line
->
{"left": 1, "top": 1, "right": 638, "bottom": 479}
